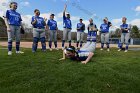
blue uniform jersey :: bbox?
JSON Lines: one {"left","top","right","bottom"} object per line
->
{"left": 5, "top": 9, "right": 22, "bottom": 26}
{"left": 31, "top": 16, "right": 45, "bottom": 29}
{"left": 70, "top": 50, "right": 90, "bottom": 61}
{"left": 77, "top": 23, "right": 85, "bottom": 32}
{"left": 120, "top": 23, "right": 130, "bottom": 33}
{"left": 47, "top": 19, "right": 57, "bottom": 30}
{"left": 88, "top": 23, "right": 97, "bottom": 32}
{"left": 63, "top": 15, "right": 72, "bottom": 29}
{"left": 100, "top": 22, "right": 111, "bottom": 33}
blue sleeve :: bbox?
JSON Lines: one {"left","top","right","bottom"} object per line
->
{"left": 77, "top": 23, "right": 78, "bottom": 28}
{"left": 6, "top": 10, "right": 9, "bottom": 19}
{"left": 70, "top": 21, "right": 72, "bottom": 28}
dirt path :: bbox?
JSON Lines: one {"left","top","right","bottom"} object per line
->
{"left": 0, "top": 42, "right": 140, "bottom": 49}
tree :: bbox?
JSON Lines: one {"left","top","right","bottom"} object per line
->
{"left": 111, "top": 28, "right": 121, "bottom": 38}
{"left": 0, "top": 17, "right": 7, "bottom": 37}
{"left": 131, "top": 25, "right": 140, "bottom": 38}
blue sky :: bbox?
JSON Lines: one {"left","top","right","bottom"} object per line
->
{"left": 0, "top": 0, "right": 140, "bottom": 32}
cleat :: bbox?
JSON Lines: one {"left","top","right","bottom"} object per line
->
{"left": 49, "top": 48, "right": 52, "bottom": 51}
{"left": 124, "top": 50, "right": 128, "bottom": 52}
{"left": 118, "top": 49, "right": 121, "bottom": 51}
{"left": 16, "top": 51, "right": 24, "bottom": 54}
{"left": 107, "top": 49, "right": 110, "bottom": 52}
{"left": 8, "top": 51, "right": 12, "bottom": 56}
{"left": 100, "top": 48, "right": 103, "bottom": 51}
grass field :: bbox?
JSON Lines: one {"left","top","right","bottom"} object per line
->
{"left": 0, "top": 46, "right": 140, "bottom": 93}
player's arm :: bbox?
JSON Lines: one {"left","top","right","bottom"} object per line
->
{"left": 120, "top": 25, "right": 125, "bottom": 31}
{"left": 81, "top": 52, "right": 94, "bottom": 64}
{"left": 3, "top": 10, "right": 11, "bottom": 32}
{"left": 124, "top": 26, "right": 130, "bottom": 31}
{"left": 63, "top": 4, "right": 67, "bottom": 18}
{"left": 4, "top": 17, "right": 11, "bottom": 32}
{"left": 56, "top": 27, "right": 58, "bottom": 31}
{"left": 43, "top": 18, "right": 48, "bottom": 30}
{"left": 87, "top": 25, "right": 89, "bottom": 32}
{"left": 83, "top": 24, "right": 85, "bottom": 31}
{"left": 56, "top": 22, "right": 58, "bottom": 30}
{"left": 63, "top": 4, "right": 67, "bottom": 19}
{"left": 59, "top": 50, "right": 66, "bottom": 60}
{"left": 108, "top": 22, "right": 112, "bottom": 27}
{"left": 31, "top": 17, "right": 37, "bottom": 25}
{"left": 20, "top": 22, "right": 24, "bottom": 30}
{"left": 77, "top": 24, "right": 80, "bottom": 30}
{"left": 95, "top": 25, "right": 98, "bottom": 31}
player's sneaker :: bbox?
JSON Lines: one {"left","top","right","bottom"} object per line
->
{"left": 16, "top": 51, "right": 24, "bottom": 54}
{"left": 124, "top": 50, "right": 128, "bottom": 52}
{"left": 107, "top": 49, "right": 110, "bottom": 52}
{"left": 8, "top": 51, "right": 12, "bottom": 56}
{"left": 42, "top": 50, "right": 46, "bottom": 52}
{"left": 55, "top": 48, "right": 59, "bottom": 50}
{"left": 100, "top": 48, "right": 103, "bottom": 51}
{"left": 118, "top": 49, "right": 121, "bottom": 51}
{"left": 49, "top": 48, "right": 52, "bottom": 51}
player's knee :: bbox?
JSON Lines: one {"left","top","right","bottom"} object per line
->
{"left": 16, "top": 39, "right": 20, "bottom": 42}
{"left": 40, "top": 37, "right": 46, "bottom": 43}
{"left": 33, "top": 37, "right": 39, "bottom": 44}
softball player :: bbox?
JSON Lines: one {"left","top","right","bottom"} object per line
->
{"left": 62, "top": 4, "right": 72, "bottom": 49}
{"left": 87, "top": 18, "right": 98, "bottom": 43}
{"left": 76, "top": 19, "right": 85, "bottom": 48}
{"left": 31, "top": 9, "right": 47, "bottom": 52}
{"left": 4, "top": 2, "right": 24, "bottom": 55}
{"left": 118, "top": 17, "right": 130, "bottom": 52}
{"left": 100, "top": 17, "right": 112, "bottom": 51}
{"left": 47, "top": 14, "right": 58, "bottom": 51}
{"left": 59, "top": 41, "right": 96, "bottom": 64}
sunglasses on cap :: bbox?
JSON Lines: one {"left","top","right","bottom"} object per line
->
{"left": 66, "top": 47, "right": 75, "bottom": 52}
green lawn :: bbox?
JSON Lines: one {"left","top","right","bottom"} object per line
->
{"left": 0, "top": 46, "right": 140, "bottom": 93}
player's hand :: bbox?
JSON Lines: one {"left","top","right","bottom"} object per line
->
{"left": 45, "top": 26, "right": 48, "bottom": 31}
{"left": 34, "top": 17, "right": 37, "bottom": 21}
{"left": 64, "top": 4, "right": 67, "bottom": 11}
{"left": 59, "top": 58, "right": 65, "bottom": 61}
{"left": 7, "top": 27, "right": 11, "bottom": 32}
{"left": 44, "top": 17, "right": 47, "bottom": 22}
{"left": 81, "top": 61, "right": 88, "bottom": 64}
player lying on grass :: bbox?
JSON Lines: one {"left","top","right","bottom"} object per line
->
{"left": 59, "top": 33, "right": 96, "bottom": 64}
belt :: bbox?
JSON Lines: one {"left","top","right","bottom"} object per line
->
{"left": 64, "top": 27, "right": 72, "bottom": 29}
{"left": 34, "top": 27, "right": 44, "bottom": 29}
